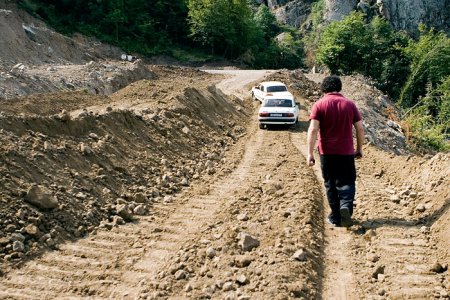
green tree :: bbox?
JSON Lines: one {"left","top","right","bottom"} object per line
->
{"left": 367, "top": 16, "right": 410, "bottom": 99}
{"left": 105, "top": 0, "right": 126, "bottom": 42}
{"left": 254, "top": 5, "right": 278, "bottom": 40}
{"left": 315, "top": 12, "right": 370, "bottom": 74}
{"left": 187, "top": 0, "right": 257, "bottom": 58}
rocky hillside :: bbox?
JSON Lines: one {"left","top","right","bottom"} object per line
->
{"left": 266, "top": 0, "right": 450, "bottom": 36}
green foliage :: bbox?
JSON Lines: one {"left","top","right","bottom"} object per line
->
{"left": 254, "top": 5, "right": 278, "bottom": 40}
{"left": 399, "top": 27, "right": 450, "bottom": 107}
{"left": 316, "top": 12, "right": 371, "bottom": 74}
{"left": 303, "top": 0, "right": 325, "bottom": 64}
{"left": 315, "top": 13, "right": 410, "bottom": 98}
{"left": 19, "top": 0, "right": 189, "bottom": 55}
{"left": 170, "top": 47, "right": 216, "bottom": 63}
{"left": 403, "top": 75, "right": 450, "bottom": 152}
{"left": 187, "top": 0, "right": 258, "bottom": 58}
{"left": 17, "top": 0, "right": 38, "bottom": 13}
{"left": 276, "top": 32, "right": 305, "bottom": 68}
{"left": 368, "top": 17, "right": 411, "bottom": 99}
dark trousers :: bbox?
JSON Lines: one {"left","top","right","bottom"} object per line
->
{"left": 320, "top": 154, "right": 356, "bottom": 224}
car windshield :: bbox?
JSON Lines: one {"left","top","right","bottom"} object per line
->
{"left": 263, "top": 99, "right": 292, "bottom": 107}
{"left": 266, "top": 85, "right": 287, "bottom": 92}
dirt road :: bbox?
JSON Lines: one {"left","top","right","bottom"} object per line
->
{"left": 0, "top": 69, "right": 448, "bottom": 300}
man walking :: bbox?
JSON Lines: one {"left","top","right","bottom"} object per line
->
{"left": 307, "top": 75, "right": 365, "bottom": 227}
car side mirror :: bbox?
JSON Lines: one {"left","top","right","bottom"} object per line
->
{"left": 295, "top": 102, "right": 300, "bottom": 107}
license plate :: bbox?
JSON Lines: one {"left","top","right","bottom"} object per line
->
{"left": 271, "top": 113, "right": 282, "bottom": 117}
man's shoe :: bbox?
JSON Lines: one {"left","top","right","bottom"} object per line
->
{"left": 340, "top": 207, "right": 352, "bottom": 227}
{"left": 326, "top": 215, "right": 339, "bottom": 227}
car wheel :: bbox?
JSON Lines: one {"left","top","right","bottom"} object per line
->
{"left": 290, "top": 118, "right": 298, "bottom": 130}
{"left": 252, "top": 92, "right": 257, "bottom": 101}
{"left": 259, "top": 123, "right": 265, "bottom": 129}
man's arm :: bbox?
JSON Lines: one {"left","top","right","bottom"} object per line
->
{"left": 307, "top": 119, "right": 320, "bottom": 166}
{"left": 354, "top": 120, "right": 364, "bottom": 158}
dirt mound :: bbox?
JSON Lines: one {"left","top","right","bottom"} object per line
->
{"left": 0, "top": 67, "right": 248, "bottom": 272}
{"left": 0, "top": 1, "right": 121, "bottom": 69}
{"left": 0, "top": 59, "right": 155, "bottom": 100}
{"left": 0, "top": 2, "right": 154, "bottom": 100}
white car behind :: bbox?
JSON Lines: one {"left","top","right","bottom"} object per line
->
{"left": 251, "top": 81, "right": 293, "bottom": 103}
{"left": 258, "top": 96, "right": 299, "bottom": 129}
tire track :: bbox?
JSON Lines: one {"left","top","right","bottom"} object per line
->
{"left": 290, "top": 128, "right": 356, "bottom": 300}
{"left": 0, "top": 128, "right": 267, "bottom": 300}
{"left": 354, "top": 156, "right": 448, "bottom": 299}
{"left": 0, "top": 70, "right": 272, "bottom": 300}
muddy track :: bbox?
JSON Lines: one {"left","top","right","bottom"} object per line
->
{"left": 1, "top": 70, "right": 448, "bottom": 300}
{"left": 0, "top": 121, "right": 324, "bottom": 299}
{"left": 289, "top": 103, "right": 356, "bottom": 300}
{"left": 0, "top": 70, "right": 325, "bottom": 299}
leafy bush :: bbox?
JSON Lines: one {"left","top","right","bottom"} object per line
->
{"left": 399, "top": 26, "right": 450, "bottom": 107}
{"left": 315, "top": 12, "right": 411, "bottom": 96}
{"left": 315, "top": 12, "right": 371, "bottom": 74}
{"left": 402, "top": 76, "right": 450, "bottom": 152}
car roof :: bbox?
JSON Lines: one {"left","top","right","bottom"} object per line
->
{"left": 260, "top": 81, "right": 287, "bottom": 86}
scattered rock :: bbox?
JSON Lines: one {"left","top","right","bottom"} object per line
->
{"left": 236, "top": 274, "right": 248, "bottom": 285}
{"left": 234, "top": 255, "right": 253, "bottom": 268}
{"left": 25, "top": 185, "right": 59, "bottom": 210}
{"left": 206, "top": 247, "right": 216, "bottom": 259}
{"left": 430, "top": 262, "right": 446, "bottom": 273}
{"left": 292, "top": 249, "right": 307, "bottom": 261}
{"left": 24, "top": 224, "right": 40, "bottom": 236}
{"left": 116, "top": 204, "right": 133, "bottom": 222}
{"left": 372, "top": 265, "right": 385, "bottom": 279}
{"left": 222, "top": 282, "right": 236, "bottom": 291}
{"left": 12, "top": 241, "right": 24, "bottom": 252}
{"left": 366, "top": 253, "right": 380, "bottom": 263}
{"left": 237, "top": 232, "right": 260, "bottom": 252}
{"left": 174, "top": 269, "right": 187, "bottom": 280}
{"left": 416, "top": 204, "right": 426, "bottom": 212}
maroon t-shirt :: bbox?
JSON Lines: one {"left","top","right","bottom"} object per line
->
{"left": 310, "top": 92, "right": 362, "bottom": 155}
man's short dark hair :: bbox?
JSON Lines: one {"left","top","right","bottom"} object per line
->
{"left": 321, "top": 75, "right": 342, "bottom": 93}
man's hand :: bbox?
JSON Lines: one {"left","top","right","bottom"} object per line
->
{"left": 307, "top": 154, "right": 315, "bottom": 166}
{"left": 355, "top": 150, "right": 363, "bottom": 159}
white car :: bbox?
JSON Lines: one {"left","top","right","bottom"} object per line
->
{"left": 258, "top": 95, "right": 299, "bottom": 129}
{"left": 251, "top": 81, "right": 293, "bottom": 103}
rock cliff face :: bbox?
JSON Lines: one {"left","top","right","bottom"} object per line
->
{"left": 273, "top": 0, "right": 311, "bottom": 28}
{"left": 384, "top": 0, "right": 450, "bottom": 35}
{"left": 268, "top": 0, "right": 450, "bottom": 36}
{"left": 323, "top": 0, "right": 355, "bottom": 22}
